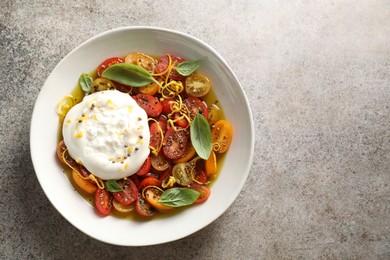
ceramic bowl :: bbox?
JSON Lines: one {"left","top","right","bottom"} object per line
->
{"left": 30, "top": 26, "right": 254, "bottom": 246}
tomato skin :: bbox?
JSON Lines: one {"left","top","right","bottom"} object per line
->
{"left": 138, "top": 177, "right": 161, "bottom": 192}
{"left": 211, "top": 120, "right": 233, "bottom": 153}
{"left": 184, "top": 97, "right": 209, "bottom": 120}
{"left": 149, "top": 122, "right": 162, "bottom": 152}
{"left": 189, "top": 183, "right": 211, "bottom": 204}
{"left": 56, "top": 140, "right": 77, "bottom": 166}
{"left": 136, "top": 156, "right": 151, "bottom": 176}
{"left": 156, "top": 55, "right": 187, "bottom": 81}
{"left": 174, "top": 113, "right": 189, "bottom": 128}
{"left": 163, "top": 127, "right": 190, "bottom": 160}
{"left": 161, "top": 99, "right": 175, "bottom": 115}
{"left": 157, "top": 115, "right": 168, "bottom": 133}
{"left": 135, "top": 196, "right": 156, "bottom": 217}
{"left": 95, "top": 189, "right": 113, "bottom": 216}
{"left": 97, "top": 57, "right": 124, "bottom": 76}
{"left": 133, "top": 93, "right": 162, "bottom": 117}
{"left": 113, "top": 179, "right": 138, "bottom": 206}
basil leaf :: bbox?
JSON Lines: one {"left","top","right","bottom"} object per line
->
{"left": 159, "top": 188, "right": 200, "bottom": 207}
{"left": 101, "top": 63, "right": 158, "bottom": 87}
{"left": 105, "top": 179, "right": 123, "bottom": 192}
{"left": 176, "top": 60, "right": 201, "bottom": 76}
{"left": 190, "top": 113, "right": 212, "bottom": 160}
{"left": 79, "top": 73, "right": 93, "bottom": 93}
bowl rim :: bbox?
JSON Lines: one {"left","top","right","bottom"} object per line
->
{"left": 30, "top": 26, "right": 255, "bottom": 246}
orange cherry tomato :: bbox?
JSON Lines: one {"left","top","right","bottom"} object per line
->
{"left": 139, "top": 82, "right": 159, "bottom": 95}
{"left": 205, "top": 150, "right": 217, "bottom": 177}
{"left": 211, "top": 120, "right": 233, "bottom": 153}
{"left": 71, "top": 168, "right": 97, "bottom": 194}
{"left": 125, "top": 52, "right": 156, "bottom": 73}
{"left": 144, "top": 187, "right": 173, "bottom": 211}
{"left": 189, "top": 183, "right": 211, "bottom": 204}
{"left": 173, "top": 142, "right": 196, "bottom": 164}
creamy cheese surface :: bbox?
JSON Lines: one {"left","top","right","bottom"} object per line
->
{"left": 62, "top": 90, "right": 150, "bottom": 180}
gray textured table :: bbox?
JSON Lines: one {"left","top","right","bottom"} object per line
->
{"left": 1, "top": 0, "right": 389, "bottom": 259}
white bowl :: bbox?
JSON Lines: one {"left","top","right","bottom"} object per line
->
{"left": 30, "top": 26, "right": 254, "bottom": 246}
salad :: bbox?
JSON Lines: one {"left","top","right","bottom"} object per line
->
{"left": 56, "top": 52, "right": 233, "bottom": 218}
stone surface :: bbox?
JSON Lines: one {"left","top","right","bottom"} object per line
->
{"left": 1, "top": 0, "right": 389, "bottom": 259}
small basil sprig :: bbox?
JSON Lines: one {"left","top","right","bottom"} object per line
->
{"left": 190, "top": 113, "right": 212, "bottom": 160}
{"left": 105, "top": 179, "right": 123, "bottom": 192}
{"left": 176, "top": 60, "right": 201, "bottom": 76}
{"left": 101, "top": 63, "right": 159, "bottom": 87}
{"left": 79, "top": 73, "right": 93, "bottom": 93}
{"left": 159, "top": 188, "right": 200, "bottom": 207}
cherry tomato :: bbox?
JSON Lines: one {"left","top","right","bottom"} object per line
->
{"left": 97, "top": 57, "right": 124, "bottom": 76}
{"left": 184, "top": 97, "right": 209, "bottom": 120}
{"left": 189, "top": 183, "right": 211, "bottom": 204}
{"left": 149, "top": 122, "right": 163, "bottom": 151}
{"left": 157, "top": 114, "right": 168, "bottom": 133}
{"left": 78, "top": 165, "right": 91, "bottom": 178}
{"left": 133, "top": 93, "right": 162, "bottom": 117}
{"left": 158, "top": 166, "right": 172, "bottom": 182}
{"left": 171, "top": 162, "right": 193, "bottom": 186}
{"left": 136, "top": 156, "right": 151, "bottom": 176}
{"left": 113, "top": 199, "right": 134, "bottom": 213}
{"left": 193, "top": 168, "right": 207, "bottom": 184}
{"left": 135, "top": 196, "right": 156, "bottom": 217}
{"left": 211, "top": 120, "right": 233, "bottom": 153}
{"left": 138, "top": 177, "right": 161, "bottom": 192}
{"left": 139, "top": 82, "right": 159, "bottom": 95}
{"left": 56, "top": 140, "right": 77, "bottom": 166}
{"left": 161, "top": 99, "right": 175, "bottom": 115}
{"left": 90, "top": 78, "right": 116, "bottom": 93}
{"left": 163, "top": 127, "right": 190, "bottom": 160}
{"left": 95, "top": 189, "right": 113, "bottom": 216}
{"left": 208, "top": 103, "right": 221, "bottom": 125}
{"left": 156, "top": 55, "right": 186, "bottom": 81}
{"left": 125, "top": 52, "right": 156, "bottom": 73}
{"left": 173, "top": 142, "right": 196, "bottom": 164}
{"left": 185, "top": 73, "right": 211, "bottom": 97}
{"left": 144, "top": 187, "right": 173, "bottom": 211}
{"left": 174, "top": 113, "right": 189, "bottom": 128}
{"left": 113, "top": 179, "right": 138, "bottom": 206}
{"left": 71, "top": 168, "right": 97, "bottom": 194}
{"left": 205, "top": 150, "right": 217, "bottom": 177}
{"left": 151, "top": 153, "right": 171, "bottom": 171}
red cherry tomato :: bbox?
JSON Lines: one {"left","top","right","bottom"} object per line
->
{"left": 189, "top": 183, "right": 211, "bottom": 204}
{"left": 157, "top": 114, "right": 168, "bottom": 133}
{"left": 184, "top": 97, "right": 209, "bottom": 120}
{"left": 163, "top": 127, "right": 189, "bottom": 160}
{"left": 149, "top": 122, "right": 162, "bottom": 152}
{"left": 95, "top": 189, "right": 113, "bottom": 215}
{"left": 161, "top": 99, "right": 175, "bottom": 115}
{"left": 135, "top": 196, "right": 157, "bottom": 217}
{"left": 158, "top": 166, "right": 172, "bottom": 182}
{"left": 97, "top": 57, "right": 124, "bottom": 76}
{"left": 174, "top": 113, "right": 189, "bottom": 128}
{"left": 137, "top": 177, "right": 161, "bottom": 192}
{"left": 193, "top": 168, "right": 207, "bottom": 184}
{"left": 113, "top": 179, "right": 138, "bottom": 206}
{"left": 136, "top": 156, "right": 151, "bottom": 176}
{"left": 133, "top": 93, "right": 162, "bottom": 117}
{"left": 156, "top": 55, "right": 187, "bottom": 81}
{"left": 56, "top": 140, "right": 77, "bottom": 166}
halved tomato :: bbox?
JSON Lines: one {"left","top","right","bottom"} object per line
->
{"left": 193, "top": 168, "right": 207, "bottom": 184}
{"left": 95, "top": 189, "right": 113, "bottom": 216}
{"left": 113, "top": 199, "right": 134, "bottom": 213}
{"left": 125, "top": 52, "right": 156, "bottom": 73}
{"left": 97, "top": 57, "right": 124, "bottom": 76}
{"left": 151, "top": 153, "right": 171, "bottom": 171}
{"left": 184, "top": 97, "right": 209, "bottom": 120}
{"left": 56, "top": 140, "right": 77, "bottom": 166}
{"left": 161, "top": 99, "right": 175, "bottom": 115}
{"left": 137, "top": 177, "right": 161, "bottom": 192}
{"left": 135, "top": 196, "right": 156, "bottom": 217}
{"left": 211, "top": 120, "right": 233, "bottom": 153}
{"left": 156, "top": 55, "right": 186, "bottom": 81}
{"left": 71, "top": 168, "right": 97, "bottom": 194}
{"left": 189, "top": 183, "right": 211, "bottom": 204}
{"left": 163, "top": 127, "right": 189, "bottom": 160}
{"left": 174, "top": 113, "right": 189, "bottom": 128}
{"left": 149, "top": 122, "right": 163, "bottom": 151}
{"left": 157, "top": 114, "right": 168, "bottom": 133}
{"left": 205, "top": 150, "right": 217, "bottom": 177}
{"left": 136, "top": 156, "right": 151, "bottom": 176}
{"left": 173, "top": 142, "right": 196, "bottom": 164}
{"left": 185, "top": 73, "right": 211, "bottom": 97}
{"left": 113, "top": 179, "right": 138, "bottom": 206}
{"left": 144, "top": 187, "right": 173, "bottom": 211}
{"left": 90, "top": 78, "right": 116, "bottom": 93}
{"left": 133, "top": 93, "right": 162, "bottom": 117}
{"left": 139, "top": 82, "right": 159, "bottom": 95}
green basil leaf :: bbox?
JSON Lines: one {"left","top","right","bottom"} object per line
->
{"left": 101, "top": 63, "right": 158, "bottom": 87}
{"left": 79, "top": 73, "right": 93, "bottom": 93}
{"left": 159, "top": 188, "right": 200, "bottom": 207}
{"left": 105, "top": 179, "right": 123, "bottom": 192}
{"left": 190, "top": 113, "right": 212, "bottom": 160}
{"left": 176, "top": 60, "right": 201, "bottom": 76}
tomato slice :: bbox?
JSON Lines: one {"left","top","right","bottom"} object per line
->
{"left": 211, "top": 120, "right": 233, "bottom": 153}
{"left": 125, "top": 52, "right": 156, "bottom": 73}
{"left": 56, "top": 140, "right": 77, "bottom": 166}
{"left": 208, "top": 103, "right": 221, "bottom": 125}
{"left": 97, "top": 57, "right": 124, "bottom": 76}
{"left": 149, "top": 122, "right": 162, "bottom": 151}
{"left": 163, "top": 127, "right": 190, "bottom": 160}
{"left": 184, "top": 97, "right": 209, "bottom": 120}
{"left": 90, "top": 78, "right": 116, "bottom": 93}
{"left": 173, "top": 142, "right": 196, "bottom": 164}
{"left": 95, "top": 189, "right": 113, "bottom": 216}
{"left": 185, "top": 73, "right": 211, "bottom": 97}
{"left": 113, "top": 179, "right": 138, "bottom": 206}
{"left": 144, "top": 187, "right": 173, "bottom": 211}
{"left": 205, "top": 150, "right": 217, "bottom": 177}
{"left": 157, "top": 114, "right": 168, "bottom": 133}
{"left": 136, "top": 156, "right": 151, "bottom": 176}
{"left": 156, "top": 55, "right": 187, "bottom": 81}
{"left": 113, "top": 199, "right": 134, "bottom": 213}
{"left": 174, "top": 112, "right": 189, "bottom": 128}
{"left": 139, "top": 82, "right": 159, "bottom": 95}
{"left": 71, "top": 168, "right": 97, "bottom": 194}
{"left": 137, "top": 177, "right": 161, "bottom": 192}
{"left": 193, "top": 168, "right": 207, "bottom": 184}
{"left": 161, "top": 99, "right": 175, "bottom": 115}
{"left": 133, "top": 93, "right": 162, "bottom": 117}
{"left": 135, "top": 196, "right": 157, "bottom": 217}
{"left": 151, "top": 153, "right": 171, "bottom": 171}
{"left": 189, "top": 183, "right": 211, "bottom": 204}
{"left": 158, "top": 166, "right": 172, "bottom": 182}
